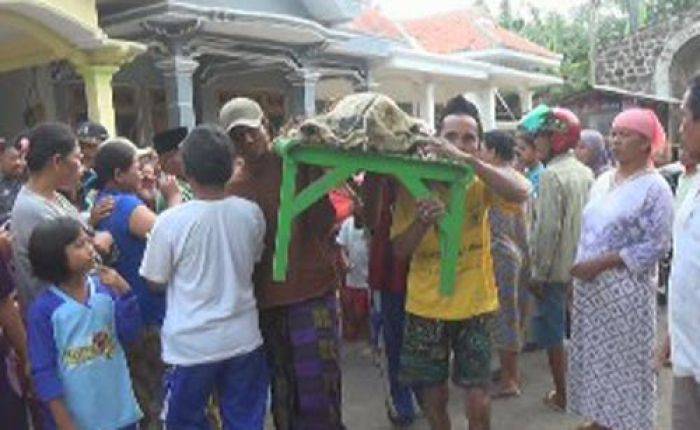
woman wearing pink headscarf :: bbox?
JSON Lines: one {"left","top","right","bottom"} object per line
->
{"left": 567, "top": 108, "right": 674, "bottom": 430}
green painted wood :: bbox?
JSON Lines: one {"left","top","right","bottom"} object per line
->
{"left": 272, "top": 138, "right": 474, "bottom": 295}
{"left": 292, "top": 165, "right": 356, "bottom": 217}
{"left": 273, "top": 155, "right": 298, "bottom": 283}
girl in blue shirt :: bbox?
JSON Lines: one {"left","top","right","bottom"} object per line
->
{"left": 27, "top": 217, "right": 142, "bottom": 430}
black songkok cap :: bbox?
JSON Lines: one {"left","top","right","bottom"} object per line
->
{"left": 153, "top": 127, "right": 188, "bottom": 155}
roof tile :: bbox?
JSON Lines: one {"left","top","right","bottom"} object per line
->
{"left": 403, "top": 9, "right": 558, "bottom": 58}
{"left": 347, "top": 8, "right": 558, "bottom": 59}
{"left": 346, "top": 7, "right": 405, "bottom": 41}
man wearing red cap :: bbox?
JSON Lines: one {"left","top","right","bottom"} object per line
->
{"left": 519, "top": 106, "right": 594, "bottom": 411}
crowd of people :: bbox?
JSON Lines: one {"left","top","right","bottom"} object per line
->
{"left": 0, "top": 76, "right": 699, "bottom": 430}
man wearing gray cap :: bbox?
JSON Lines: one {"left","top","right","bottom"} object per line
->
{"left": 222, "top": 98, "right": 343, "bottom": 429}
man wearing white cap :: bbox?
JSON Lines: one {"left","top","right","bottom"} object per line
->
{"left": 222, "top": 98, "right": 344, "bottom": 429}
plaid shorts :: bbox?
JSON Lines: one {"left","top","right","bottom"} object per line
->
{"left": 399, "top": 313, "right": 493, "bottom": 389}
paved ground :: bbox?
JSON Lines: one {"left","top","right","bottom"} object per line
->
{"left": 266, "top": 307, "right": 672, "bottom": 429}
{"left": 338, "top": 343, "right": 672, "bottom": 430}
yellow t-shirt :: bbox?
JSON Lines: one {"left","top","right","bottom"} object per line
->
{"left": 391, "top": 179, "right": 517, "bottom": 320}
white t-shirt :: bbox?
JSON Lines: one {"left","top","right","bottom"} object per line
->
{"left": 336, "top": 216, "right": 369, "bottom": 289}
{"left": 670, "top": 177, "right": 700, "bottom": 382}
{"left": 140, "top": 196, "right": 265, "bottom": 366}
{"left": 675, "top": 169, "right": 700, "bottom": 211}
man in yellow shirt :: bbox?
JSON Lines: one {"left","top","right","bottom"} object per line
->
{"left": 392, "top": 96, "right": 530, "bottom": 430}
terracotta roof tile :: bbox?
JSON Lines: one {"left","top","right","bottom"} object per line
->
{"left": 347, "top": 8, "right": 558, "bottom": 60}
{"left": 402, "top": 9, "right": 559, "bottom": 58}
{"left": 491, "top": 25, "right": 559, "bottom": 59}
{"left": 346, "top": 7, "right": 405, "bottom": 41}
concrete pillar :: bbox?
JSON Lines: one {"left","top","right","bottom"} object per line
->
{"left": 411, "top": 100, "right": 420, "bottom": 117}
{"left": 156, "top": 56, "right": 199, "bottom": 130}
{"left": 420, "top": 81, "right": 436, "bottom": 129}
{"left": 519, "top": 88, "right": 534, "bottom": 115}
{"left": 471, "top": 87, "right": 496, "bottom": 131}
{"left": 287, "top": 69, "right": 321, "bottom": 119}
{"left": 77, "top": 64, "right": 120, "bottom": 136}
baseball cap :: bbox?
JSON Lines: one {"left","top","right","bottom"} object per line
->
{"left": 219, "top": 98, "right": 264, "bottom": 133}
{"left": 76, "top": 121, "right": 109, "bottom": 143}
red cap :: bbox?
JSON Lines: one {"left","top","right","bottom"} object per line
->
{"left": 549, "top": 108, "right": 581, "bottom": 156}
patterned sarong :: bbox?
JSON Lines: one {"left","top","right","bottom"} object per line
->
{"left": 260, "top": 291, "right": 343, "bottom": 430}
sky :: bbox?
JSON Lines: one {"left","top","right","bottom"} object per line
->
{"left": 376, "top": 0, "right": 589, "bottom": 20}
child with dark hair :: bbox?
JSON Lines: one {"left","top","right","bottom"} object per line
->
{"left": 92, "top": 137, "right": 164, "bottom": 428}
{"left": 515, "top": 132, "right": 545, "bottom": 197}
{"left": 482, "top": 131, "right": 530, "bottom": 398}
{"left": 26, "top": 217, "right": 142, "bottom": 430}
{"left": 337, "top": 192, "right": 371, "bottom": 341}
{"left": 140, "top": 124, "right": 268, "bottom": 429}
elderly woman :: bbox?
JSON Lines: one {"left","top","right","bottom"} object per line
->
{"left": 568, "top": 109, "right": 673, "bottom": 430}
{"left": 575, "top": 129, "right": 612, "bottom": 177}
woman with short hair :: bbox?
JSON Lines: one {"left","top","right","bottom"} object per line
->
{"left": 575, "top": 129, "right": 612, "bottom": 178}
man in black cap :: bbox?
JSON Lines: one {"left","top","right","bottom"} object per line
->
{"left": 152, "top": 127, "right": 192, "bottom": 212}
{"left": 76, "top": 121, "right": 109, "bottom": 211}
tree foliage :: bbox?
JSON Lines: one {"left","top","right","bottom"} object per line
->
{"left": 497, "top": 0, "right": 700, "bottom": 101}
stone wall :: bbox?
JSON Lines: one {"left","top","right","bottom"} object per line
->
{"left": 596, "top": 7, "right": 700, "bottom": 97}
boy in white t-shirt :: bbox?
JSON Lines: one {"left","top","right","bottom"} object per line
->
{"left": 337, "top": 198, "right": 371, "bottom": 341}
{"left": 140, "top": 125, "right": 268, "bottom": 429}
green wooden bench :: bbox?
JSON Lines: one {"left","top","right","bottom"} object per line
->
{"left": 272, "top": 138, "right": 475, "bottom": 296}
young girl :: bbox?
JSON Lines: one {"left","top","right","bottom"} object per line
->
{"left": 26, "top": 217, "right": 142, "bottom": 429}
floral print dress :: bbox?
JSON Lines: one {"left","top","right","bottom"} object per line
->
{"left": 568, "top": 170, "right": 673, "bottom": 430}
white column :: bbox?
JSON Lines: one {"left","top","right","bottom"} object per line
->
{"left": 143, "top": 19, "right": 202, "bottom": 130}
{"left": 288, "top": 68, "right": 321, "bottom": 118}
{"left": 519, "top": 88, "right": 534, "bottom": 115}
{"left": 470, "top": 87, "right": 496, "bottom": 131}
{"left": 411, "top": 100, "right": 420, "bottom": 117}
{"left": 409, "top": 81, "right": 420, "bottom": 116}
{"left": 353, "top": 69, "right": 378, "bottom": 93}
{"left": 156, "top": 55, "right": 199, "bottom": 130}
{"left": 420, "top": 81, "right": 436, "bottom": 129}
